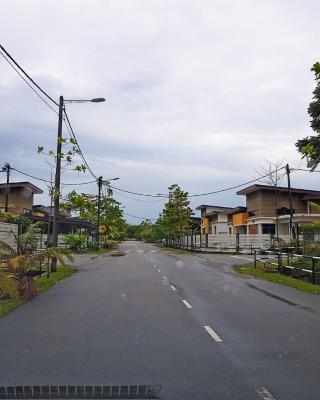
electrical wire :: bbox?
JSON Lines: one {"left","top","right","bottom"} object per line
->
{"left": 11, "top": 167, "right": 97, "bottom": 186}
{"left": 109, "top": 166, "right": 287, "bottom": 199}
{"left": 110, "top": 184, "right": 168, "bottom": 198}
{"left": 0, "top": 50, "right": 59, "bottom": 115}
{"left": 112, "top": 188, "right": 166, "bottom": 203}
{"left": 292, "top": 168, "right": 320, "bottom": 173}
{"left": 0, "top": 44, "right": 59, "bottom": 107}
{"left": 122, "top": 212, "right": 157, "bottom": 221}
{"left": 63, "top": 108, "right": 99, "bottom": 180}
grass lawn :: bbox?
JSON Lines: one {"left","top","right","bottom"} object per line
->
{"left": 71, "top": 248, "right": 114, "bottom": 255}
{"left": 235, "top": 263, "right": 320, "bottom": 295}
{"left": 156, "top": 244, "right": 192, "bottom": 254}
{"left": 0, "top": 265, "right": 75, "bottom": 318}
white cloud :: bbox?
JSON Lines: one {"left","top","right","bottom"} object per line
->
{"left": 0, "top": 0, "right": 319, "bottom": 221}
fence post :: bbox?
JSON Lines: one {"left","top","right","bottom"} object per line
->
{"left": 236, "top": 232, "right": 240, "bottom": 253}
{"left": 254, "top": 250, "right": 257, "bottom": 268}
{"left": 278, "top": 252, "right": 282, "bottom": 273}
{"left": 205, "top": 233, "right": 208, "bottom": 253}
{"left": 312, "top": 258, "right": 316, "bottom": 285}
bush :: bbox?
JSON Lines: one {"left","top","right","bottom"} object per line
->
{"left": 63, "top": 233, "right": 87, "bottom": 250}
{"left": 102, "top": 239, "right": 118, "bottom": 249}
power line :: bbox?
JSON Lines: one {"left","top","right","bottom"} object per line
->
{"left": 0, "top": 49, "right": 59, "bottom": 115}
{"left": 0, "top": 44, "right": 59, "bottom": 107}
{"left": 188, "top": 167, "right": 287, "bottom": 197}
{"left": 109, "top": 166, "right": 287, "bottom": 199}
{"left": 292, "top": 168, "right": 320, "bottom": 174}
{"left": 112, "top": 188, "right": 165, "bottom": 203}
{"left": 122, "top": 212, "right": 157, "bottom": 221}
{"left": 63, "top": 108, "right": 99, "bottom": 180}
{"left": 10, "top": 167, "right": 97, "bottom": 186}
{"left": 110, "top": 184, "right": 168, "bottom": 198}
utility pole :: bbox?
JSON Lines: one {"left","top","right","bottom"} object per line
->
{"left": 96, "top": 176, "right": 103, "bottom": 249}
{"left": 2, "top": 163, "right": 11, "bottom": 212}
{"left": 51, "top": 95, "right": 64, "bottom": 272}
{"left": 286, "top": 164, "right": 296, "bottom": 240}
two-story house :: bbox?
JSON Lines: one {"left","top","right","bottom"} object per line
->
{"left": 233, "top": 184, "right": 320, "bottom": 235}
{"left": 0, "top": 182, "right": 43, "bottom": 215}
{"left": 196, "top": 205, "right": 235, "bottom": 234}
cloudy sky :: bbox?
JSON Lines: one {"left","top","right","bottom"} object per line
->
{"left": 0, "top": 0, "right": 319, "bottom": 222}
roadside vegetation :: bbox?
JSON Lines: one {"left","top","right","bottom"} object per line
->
{"left": 235, "top": 263, "right": 320, "bottom": 295}
{"left": 0, "top": 223, "right": 74, "bottom": 318}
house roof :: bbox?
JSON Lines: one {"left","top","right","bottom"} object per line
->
{"left": 196, "top": 204, "right": 234, "bottom": 211}
{"left": 223, "top": 206, "right": 247, "bottom": 215}
{"left": 237, "top": 184, "right": 320, "bottom": 196}
{"left": 0, "top": 181, "right": 43, "bottom": 194}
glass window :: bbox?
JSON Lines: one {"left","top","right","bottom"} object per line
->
{"left": 262, "top": 224, "right": 275, "bottom": 234}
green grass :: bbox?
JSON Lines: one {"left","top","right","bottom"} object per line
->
{"left": 71, "top": 248, "right": 114, "bottom": 255}
{"left": 235, "top": 263, "right": 320, "bottom": 295}
{"left": 36, "top": 265, "right": 75, "bottom": 293}
{"left": 156, "top": 244, "right": 192, "bottom": 254}
{"left": 0, "top": 298, "right": 24, "bottom": 318}
{"left": 0, "top": 265, "right": 75, "bottom": 318}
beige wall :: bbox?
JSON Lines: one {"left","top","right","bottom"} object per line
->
{"left": 0, "top": 188, "right": 34, "bottom": 215}
{"left": 246, "top": 189, "right": 308, "bottom": 217}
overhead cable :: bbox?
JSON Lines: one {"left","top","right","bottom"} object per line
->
{"left": 0, "top": 44, "right": 59, "bottom": 106}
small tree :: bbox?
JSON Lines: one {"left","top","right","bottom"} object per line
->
{"left": 256, "top": 159, "right": 286, "bottom": 239}
{"left": 296, "top": 62, "right": 320, "bottom": 170}
{"left": 159, "top": 184, "right": 193, "bottom": 239}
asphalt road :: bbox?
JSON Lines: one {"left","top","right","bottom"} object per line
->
{"left": 0, "top": 241, "right": 320, "bottom": 400}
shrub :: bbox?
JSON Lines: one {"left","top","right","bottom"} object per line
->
{"left": 63, "top": 233, "right": 87, "bottom": 250}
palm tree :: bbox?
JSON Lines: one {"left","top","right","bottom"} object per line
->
{"left": 0, "top": 222, "right": 73, "bottom": 300}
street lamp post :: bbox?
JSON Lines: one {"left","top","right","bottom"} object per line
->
{"left": 50, "top": 96, "right": 105, "bottom": 272}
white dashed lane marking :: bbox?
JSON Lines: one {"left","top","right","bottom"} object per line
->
{"left": 170, "top": 285, "right": 177, "bottom": 291}
{"left": 153, "top": 264, "right": 157, "bottom": 268}
{"left": 182, "top": 299, "right": 192, "bottom": 309}
{"left": 162, "top": 276, "right": 167, "bottom": 280}
{"left": 157, "top": 269, "right": 161, "bottom": 273}
{"left": 204, "top": 325, "right": 222, "bottom": 343}
{"left": 257, "top": 387, "right": 276, "bottom": 400}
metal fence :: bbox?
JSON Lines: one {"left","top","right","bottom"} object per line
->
{"left": 254, "top": 250, "right": 320, "bottom": 285}
{"left": 166, "top": 233, "right": 275, "bottom": 254}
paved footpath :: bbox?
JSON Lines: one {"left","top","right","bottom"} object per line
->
{"left": 0, "top": 241, "right": 319, "bottom": 400}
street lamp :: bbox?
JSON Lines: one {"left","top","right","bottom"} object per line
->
{"left": 51, "top": 95, "right": 105, "bottom": 271}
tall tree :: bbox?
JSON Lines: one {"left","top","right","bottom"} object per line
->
{"left": 159, "top": 184, "right": 193, "bottom": 238}
{"left": 296, "top": 62, "right": 320, "bottom": 170}
{"left": 61, "top": 185, "right": 127, "bottom": 241}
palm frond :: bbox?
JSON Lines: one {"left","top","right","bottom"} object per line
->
{"left": 0, "top": 272, "right": 20, "bottom": 300}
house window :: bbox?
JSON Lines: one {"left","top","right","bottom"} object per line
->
{"left": 23, "top": 208, "right": 32, "bottom": 215}
{"left": 262, "top": 224, "right": 275, "bottom": 234}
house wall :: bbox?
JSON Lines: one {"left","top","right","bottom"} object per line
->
{"left": 0, "top": 188, "right": 34, "bottom": 215}
{"left": 210, "top": 222, "right": 229, "bottom": 234}
{"left": 246, "top": 189, "right": 308, "bottom": 218}
{"left": 232, "top": 212, "right": 248, "bottom": 225}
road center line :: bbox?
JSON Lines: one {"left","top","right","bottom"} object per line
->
{"left": 204, "top": 325, "right": 222, "bottom": 343}
{"left": 170, "top": 285, "right": 177, "bottom": 291}
{"left": 182, "top": 299, "right": 192, "bottom": 309}
{"left": 257, "top": 387, "right": 276, "bottom": 400}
